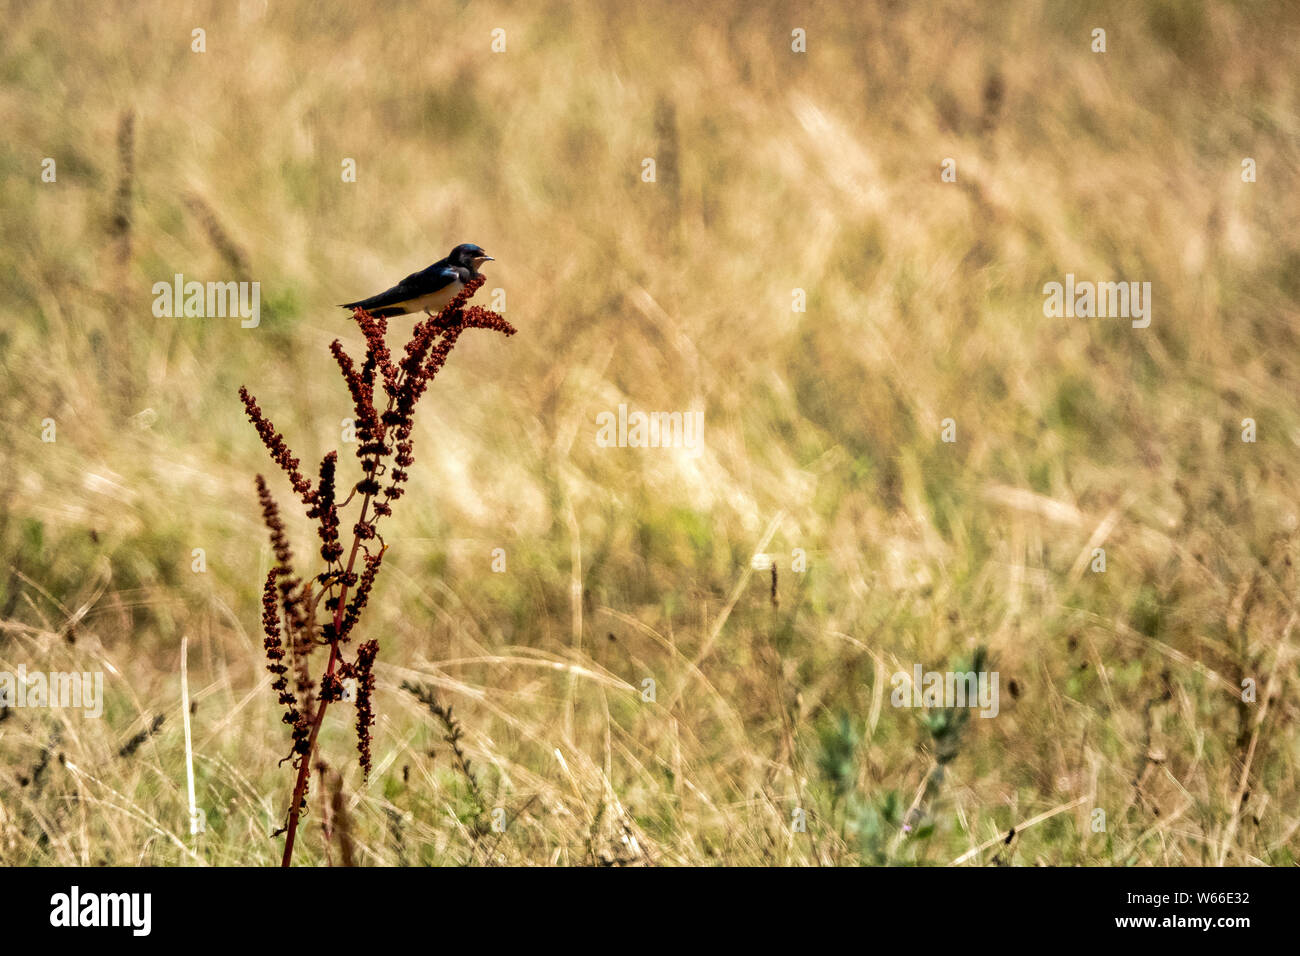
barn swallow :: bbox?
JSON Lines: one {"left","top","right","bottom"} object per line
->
{"left": 340, "top": 243, "right": 493, "bottom": 318}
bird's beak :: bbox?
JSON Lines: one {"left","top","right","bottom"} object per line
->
{"left": 481, "top": 256, "right": 495, "bottom": 262}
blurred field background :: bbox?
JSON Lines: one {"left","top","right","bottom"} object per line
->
{"left": 1, "top": 0, "right": 1299, "bottom": 865}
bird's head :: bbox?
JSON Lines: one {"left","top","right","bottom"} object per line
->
{"left": 450, "top": 243, "right": 494, "bottom": 273}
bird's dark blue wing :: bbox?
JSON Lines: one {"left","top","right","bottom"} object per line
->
{"left": 340, "top": 263, "right": 460, "bottom": 311}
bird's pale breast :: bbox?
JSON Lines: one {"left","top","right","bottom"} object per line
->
{"left": 392, "top": 280, "right": 464, "bottom": 316}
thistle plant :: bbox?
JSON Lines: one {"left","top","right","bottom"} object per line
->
{"left": 240, "top": 275, "right": 514, "bottom": 866}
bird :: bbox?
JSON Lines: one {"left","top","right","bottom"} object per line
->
{"left": 340, "top": 243, "right": 494, "bottom": 318}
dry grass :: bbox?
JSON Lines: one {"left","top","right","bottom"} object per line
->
{"left": 1, "top": 0, "right": 1299, "bottom": 865}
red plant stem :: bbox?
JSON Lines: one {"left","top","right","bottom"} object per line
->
{"left": 280, "top": 481, "right": 376, "bottom": 866}
{"left": 280, "top": 643, "right": 338, "bottom": 865}
{"left": 275, "top": 312, "right": 489, "bottom": 865}
{"left": 282, "top": 418, "right": 387, "bottom": 868}
{"left": 279, "top": 341, "right": 412, "bottom": 866}
{"left": 279, "top": 346, "right": 412, "bottom": 865}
